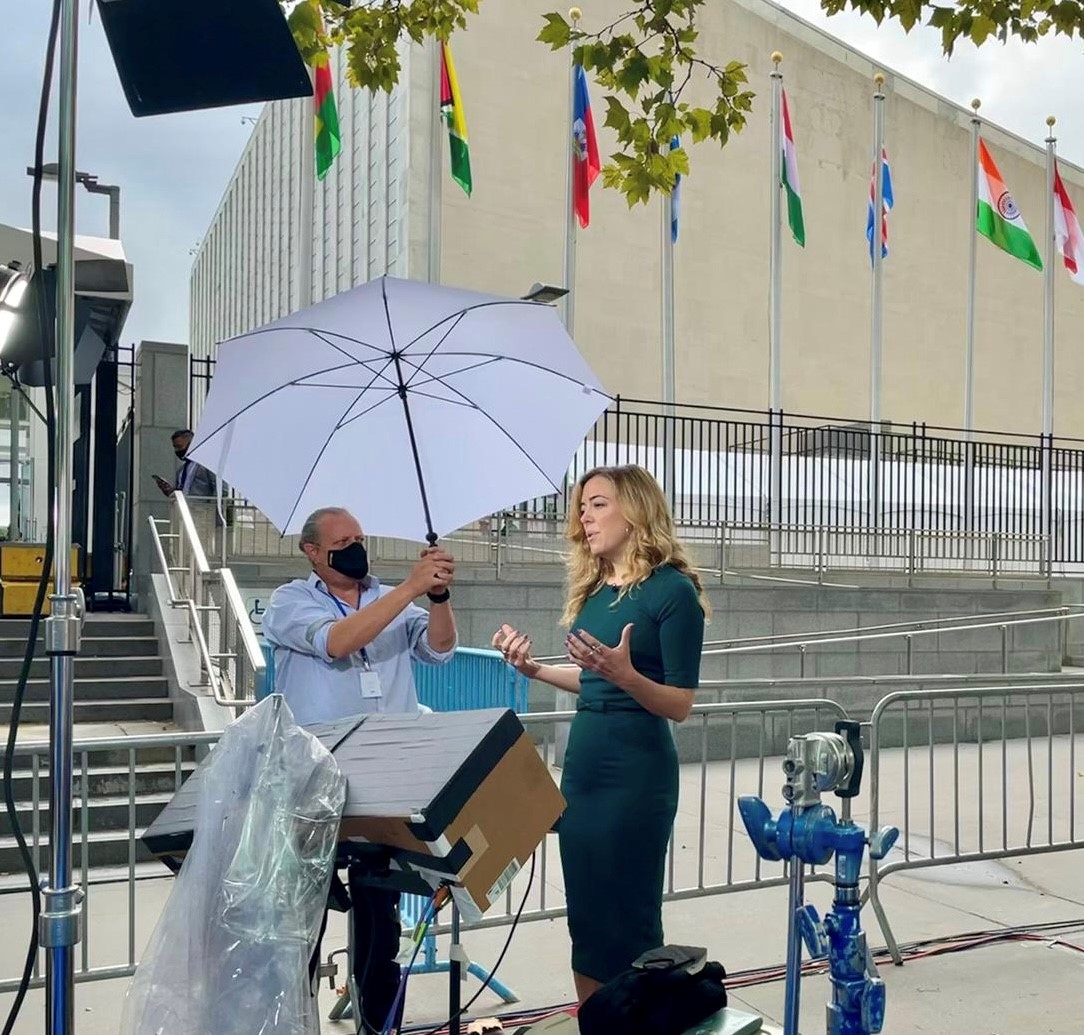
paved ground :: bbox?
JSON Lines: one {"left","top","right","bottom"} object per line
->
{"left": 3, "top": 735, "right": 1084, "bottom": 1033}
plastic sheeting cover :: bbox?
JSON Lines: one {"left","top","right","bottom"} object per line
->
{"left": 120, "top": 695, "right": 347, "bottom": 1035}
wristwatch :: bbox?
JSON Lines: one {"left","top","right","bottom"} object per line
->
{"left": 427, "top": 589, "right": 451, "bottom": 604}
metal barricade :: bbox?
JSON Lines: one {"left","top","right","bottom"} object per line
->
{"left": 866, "top": 681, "right": 1084, "bottom": 963}
{"left": 0, "top": 696, "right": 851, "bottom": 995}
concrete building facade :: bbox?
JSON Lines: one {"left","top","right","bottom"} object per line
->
{"left": 189, "top": 0, "right": 1084, "bottom": 437}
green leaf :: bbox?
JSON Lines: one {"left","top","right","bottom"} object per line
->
{"left": 537, "top": 11, "right": 571, "bottom": 48}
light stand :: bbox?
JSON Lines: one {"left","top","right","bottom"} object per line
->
{"left": 738, "top": 723, "right": 898, "bottom": 1035}
{"left": 41, "top": 0, "right": 85, "bottom": 1031}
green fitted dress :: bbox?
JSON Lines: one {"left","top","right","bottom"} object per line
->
{"left": 557, "top": 564, "right": 706, "bottom": 984}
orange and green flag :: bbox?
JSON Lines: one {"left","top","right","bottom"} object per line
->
{"left": 313, "top": 51, "right": 341, "bottom": 180}
{"left": 439, "top": 41, "right": 471, "bottom": 196}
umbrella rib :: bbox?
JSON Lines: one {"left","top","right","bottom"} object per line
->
{"left": 222, "top": 325, "right": 389, "bottom": 361}
{"left": 397, "top": 370, "right": 564, "bottom": 494}
{"left": 280, "top": 370, "right": 390, "bottom": 534}
{"left": 403, "top": 311, "right": 468, "bottom": 389}
{"left": 335, "top": 390, "right": 404, "bottom": 428}
{"left": 191, "top": 360, "right": 366, "bottom": 448}
{"left": 400, "top": 298, "right": 542, "bottom": 354}
{"left": 402, "top": 350, "right": 609, "bottom": 395}
{"left": 399, "top": 356, "right": 504, "bottom": 391}
{"left": 337, "top": 389, "right": 476, "bottom": 432}
{"left": 308, "top": 328, "right": 390, "bottom": 362}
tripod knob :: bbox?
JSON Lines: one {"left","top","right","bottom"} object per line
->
{"left": 797, "top": 904, "right": 827, "bottom": 959}
{"left": 867, "top": 826, "right": 899, "bottom": 861}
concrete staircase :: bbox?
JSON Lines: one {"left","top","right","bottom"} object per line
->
{"left": 0, "top": 614, "right": 187, "bottom": 877}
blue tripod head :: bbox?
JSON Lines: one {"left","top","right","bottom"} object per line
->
{"left": 738, "top": 722, "right": 898, "bottom": 1035}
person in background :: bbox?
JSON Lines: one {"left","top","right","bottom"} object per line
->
{"left": 492, "top": 465, "right": 709, "bottom": 1005}
{"left": 153, "top": 429, "right": 216, "bottom": 499}
{"left": 261, "top": 506, "right": 457, "bottom": 1033}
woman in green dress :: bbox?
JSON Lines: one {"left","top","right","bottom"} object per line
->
{"left": 492, "top": 465, "right": 710, "bottom": 1005}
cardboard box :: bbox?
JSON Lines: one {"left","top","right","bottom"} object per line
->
{"left": 143, "top": 708, "right": 565, "bottom": 923}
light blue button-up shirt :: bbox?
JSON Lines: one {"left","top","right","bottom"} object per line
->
{"left": 261, "top": 572, "right": 456, "bottom": 725}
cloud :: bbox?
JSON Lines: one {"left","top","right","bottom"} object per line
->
{"left": 776, "top": 0, "right": 1084, "bottom": 164}
{"left": 0, "top": 6, "right": 262, "bottom": 351}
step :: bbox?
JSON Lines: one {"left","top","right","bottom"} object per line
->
{"left": 0, "top": 636, "right": 160, "bottom": 659}
{"left": 0, "top": 676, "right": 170, "bottom": 704}
{"left": 0, "top": 793, "right": 173, "bottom": 838}
{"left": 5, "top": 760, "right": 196, "bottom": 801}
{"left": 0, "top": 859, "right": 171, "bottom": 892}
{"left": 7, "top": 725, "right": 196, "bottom": 766}
{"left": 0, "top": 617, "right": 155, "bottom": 640}
{"left": 0, "top": 655, "right": 163, "bottom": 680}
{"left": 0, "top": 826, "right": 160, "bottom": 873}
{"left": 0, "top": 698, "right": 174, "bottom": 725}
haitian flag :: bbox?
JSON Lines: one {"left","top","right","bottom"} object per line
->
{"left": 572, "top": 63, "right": 600, "bottom": 229}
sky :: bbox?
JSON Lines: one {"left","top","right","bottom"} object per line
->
{"left": 1, "top": 1, "right": 1083, "bottom": 350}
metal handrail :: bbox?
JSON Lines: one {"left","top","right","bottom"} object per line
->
{"left": 535, "top": 606, "right": 1080, "bottom": 668}
{"left": 701, "top": 608, "right": 1079, "bottom": 657}
{"left": 702, "top": 604, "right": 1084, "bottom": 650}
{"left": 147, "top": 492, "right": 263, "bottom": 709}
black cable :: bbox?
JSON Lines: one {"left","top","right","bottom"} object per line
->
{"left": 1, "top": 0, "right": 62, "bottom": 1029}
{"left": 409, "top": 854, "right": 537, "bottom": 1035}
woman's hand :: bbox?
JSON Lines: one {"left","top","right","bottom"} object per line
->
{"left": 492, "top": 623, "right": 541, "bottom": 679}
{"left": 566, "top": 624, "right": 636, "bottom": 689}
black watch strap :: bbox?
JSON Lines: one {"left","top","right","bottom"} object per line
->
{"left": 427, "top": 589, "right": 451, "bottom": 604}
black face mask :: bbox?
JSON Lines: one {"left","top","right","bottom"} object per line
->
{"left": 174, "top": 449, "right": 187, "bottom": 459}
{"left": 327, "top": 541, "right": 369, "bottom": 581}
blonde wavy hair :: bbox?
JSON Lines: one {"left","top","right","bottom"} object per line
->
{"left": 560, "top": 465, "right": 712, "bottom": 627}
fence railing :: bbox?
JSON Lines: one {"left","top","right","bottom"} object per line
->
{"left": 4, "top": 685, "right": 1084, "bottom": 994}
{"left": 147, "top": 492, "right": 265, "bottom": 709}
{"left": 187, "top": 362, "right": 1084, "bottom": 565}
{"left": 866, "top": 681, "right": 1084, "bottom": 964}
{"left": 203, "top": 498, "right": 1054, "bottom": 584}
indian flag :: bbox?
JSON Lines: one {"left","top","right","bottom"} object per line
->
{"left": 440, "top": 41, "right": 472, "bottom": 196}
{"left": 780, "top": 89, "right": 805, "bottom": 247}
{"left": 313, "top": 50, "right": 340, "bottom": 181}
{"left": 976, "top": 139, "right": 1041, "bottom": 270}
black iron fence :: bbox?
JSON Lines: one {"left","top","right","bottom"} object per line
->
{"left": 188, "top": 359, "right": 1084, "bottom": 565}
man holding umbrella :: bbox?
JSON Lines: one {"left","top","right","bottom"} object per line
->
{"left": 261, "top": 505, "right": 458, "bottom": 1033}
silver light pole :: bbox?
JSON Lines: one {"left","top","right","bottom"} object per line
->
{"left": 768, "top": 52, "right": 784, "bottom": 550}
{"left": 869, "top": 72, "right": 886, "bottom": 531}
{"left": 42, "top": 0, "right": 85, "bottom": 1031}
{"left": 1041, "top": 116, "right": 1057, "bottom": 551}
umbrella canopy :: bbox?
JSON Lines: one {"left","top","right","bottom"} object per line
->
{"left": 188, "top": 276, "right": 611, "bottom": 542}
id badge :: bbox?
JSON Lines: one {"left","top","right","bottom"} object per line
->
{"left": 359, "top": 670, "right": 383, "bottom": 700}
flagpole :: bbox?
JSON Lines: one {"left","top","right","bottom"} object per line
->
{"left": 769, "top": 52, "right": 784, "bottom": 417}
{"left": 562, "top": 7, "right": 582, "bottom": 333}
{"left": 428, "top": 38, "right": 443, "bottom": 283}
{"left": 661, "top": 163, "right": 676, "bottom": 505}
{"left": 1041, "top": 115, "right": 1057, "bottom": 554}
{"left": 964, "top": 98, "right": 982, "bottom": 438}
{"left": 963, "top": 98, "right": 981, "bottom": 538}
{"left": 769, "top": 52, "right": 784, "bottom": 543}
{"left": 869, "top": 72, "right": 886, "bottom": 530}
{"left": 297, "top": 85, "right": 315, "bottom": 310}
{"left": 1043, "top": 116, "right": 1057, "bottom": 438}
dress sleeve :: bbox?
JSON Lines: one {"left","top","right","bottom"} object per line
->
{"left": 655, "top": 574, "right": 705, "bottom": 689}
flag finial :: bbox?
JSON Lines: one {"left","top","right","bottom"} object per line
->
{"left": 971, "top": 98, "right": 982, "bottom": 113}
{"left": 569, "top": 6, "right": 582, "bottom": 24}
{"left": 772, "top": 51, "right": 783, "bottom": 67}
{"left": 873, "top": 71, "right": 886, "bottom": 90}
{"left": 1047, "top": 115, "right": 1057, "bottom": 129}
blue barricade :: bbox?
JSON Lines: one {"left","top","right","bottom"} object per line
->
{"left": 257, "top": 642, "right": 529, "bottom": 713}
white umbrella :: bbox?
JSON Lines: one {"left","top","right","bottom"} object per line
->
{"left": 188, "top": 276, "right": 611, "bottom": 542}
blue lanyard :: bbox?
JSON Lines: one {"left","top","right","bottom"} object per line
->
{"left": 322, "top": 587, "right": 371, "bottom": 667}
